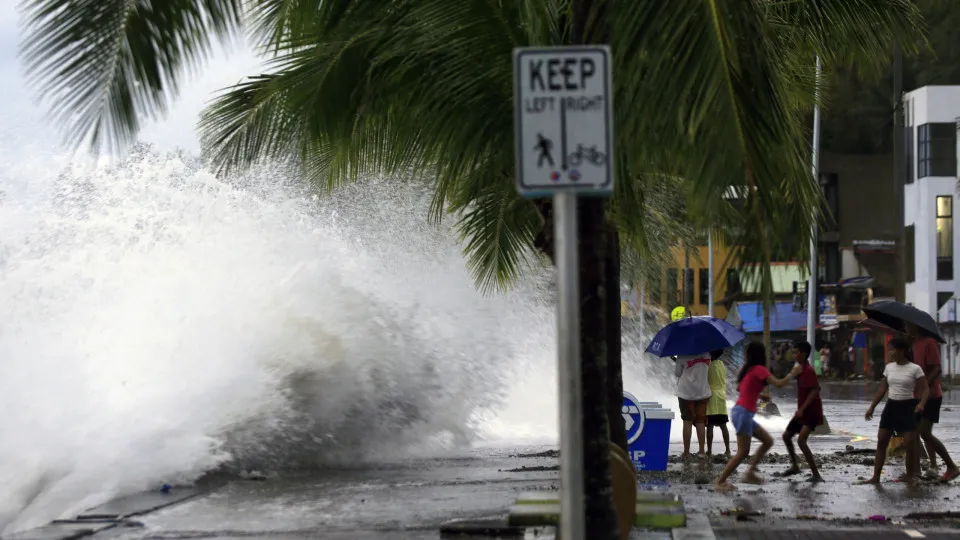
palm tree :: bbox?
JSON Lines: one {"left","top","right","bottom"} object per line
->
{"left": 20, "top": 1, "right": 925, "bottom": 537}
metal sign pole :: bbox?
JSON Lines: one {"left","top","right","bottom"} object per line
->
{"left": 513, "top": 45, "right": 612, "bottom": 540}
{"left": 554, "top": 190, "right": 585, "bottom": 540}
{"left": 806, "top": 56, "right": 822, "bottom": 347}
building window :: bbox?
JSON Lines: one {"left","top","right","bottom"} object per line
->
{"left": 683, "top": 269, "right": 694, "bottom": 305}
{"left": 650, "top": 277, "right": 661, "bottom": 306}
{"left": 666, "top": 268, "right": 679, "bottom": 307}
{"left": 906, "top": 224, "right": 916, "bottom": 283}
{"left": 698, "top": 268, "right": 709, "bottom": 306}
{"left": 824, "top": 242, "right": 841, "bottom": 284}
{"left": 918, "top": 123, "right": 957, "bottom": 178}
{"left": 821, "top": 173, "right": 839, "bottom": 232}
{"left": 726, "top": 268, "right": 741, "bottom": 297}
{"left": 938, "top": 196, "right": 953, "bottom": 280}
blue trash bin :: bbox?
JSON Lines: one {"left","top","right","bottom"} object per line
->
{"left": 623, "top": 391, "right": 675, "bottom": 472}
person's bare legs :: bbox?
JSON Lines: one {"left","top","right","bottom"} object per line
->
{"left": 719, "top": 423, "right": 731, "bottom": 455}
{"left": 798, "top": 426, "right": 822, "bottom": 481}
{"left": 858, "top": 428, "right": 892, "bottom": 484}
{"left": 715, "top": 433, "right": 751, "bottom": 491}
{"left": 743, "top": 425, "right": 773, "bottom": 484}
{"left": 707, "top": 425, "right": 714, "bottom": 455}
{"left": 899, "top": 431, "right": 922, "bottom": 483}
{"left": 919, "top": 418, "right": 959, "bottom": 480}
{"left": 695, "top": 421, "right": 706, "bottom": 456}
{"left": 919, "top": 420, "right": 939, "bottom": 474}
{"left": 780, "top": 428, "right": 802, "bottom": 476}
{"left": 924, "top": 437, "right": 938, "bottom": 472}
{"left": 682, "top": 420, "right": 692, "bottom": 459}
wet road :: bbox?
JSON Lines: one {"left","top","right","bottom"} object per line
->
{"left": 685, "top": 382, "right": 960, "bottom": 530}
{"left": 53, "top": 384, "right": 960, "bottom": 538}
{"left": 92, "top": 450, "right": 559, "bottom": 540}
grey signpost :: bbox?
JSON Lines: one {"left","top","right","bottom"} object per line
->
{"left": 513, "top": 45, "right": 614, "bottom": 540}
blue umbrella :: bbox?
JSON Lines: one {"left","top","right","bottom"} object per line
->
{"left": 645, "top": 316, "right": 746, "bottom": 357}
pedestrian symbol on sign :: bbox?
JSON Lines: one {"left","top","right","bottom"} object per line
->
{"left": 535, "top": 133, "right": 554, "bottom": 167}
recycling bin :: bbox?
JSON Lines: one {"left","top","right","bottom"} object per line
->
{"left": 623, "top": 391, "right": 675, "bottom": 471}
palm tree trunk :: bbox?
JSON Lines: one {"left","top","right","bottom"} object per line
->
{"left": 605, "top": 223, "right": 628, "bottom": 452}
{"left": 532, "top": 198, "right": 622, "bottom": 537}
{"left": 578, "top": 197, "right": 618, "bottom": 540}
{"left": 570, "top": 0, "right": 617, "bottom": 535}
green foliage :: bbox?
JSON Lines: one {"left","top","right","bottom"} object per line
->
{"left": 819, "top": 0, "right": 960, "bottom": 154}
{"left": 19, "top": 0, "right": 243, "bottom": 154}
{"left": 19, "top": 0, "right": 926, "bottom": 301}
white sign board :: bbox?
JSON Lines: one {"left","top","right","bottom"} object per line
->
{"left": 513, "top": 46, "right": 614, "bottom": 197}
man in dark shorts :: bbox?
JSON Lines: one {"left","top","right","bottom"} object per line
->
{"left": 778, "top": 341, "right": 824, "bottom": 482}
{"left": 907, "top": 323, "right": 960, "bottom": 482}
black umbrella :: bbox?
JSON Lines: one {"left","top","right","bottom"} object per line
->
{"left": 861, "top": 300, "right": 946, "bottom": 344}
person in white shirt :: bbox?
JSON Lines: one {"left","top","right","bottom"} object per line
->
{"left": 857, "top": 338, "right": 929, "bottom": 485}
{"left": 675, "top": 352, "right": 713, "bottom": 459}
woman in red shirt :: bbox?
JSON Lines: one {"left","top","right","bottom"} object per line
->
{"left": 714, "top": 342, "right": 801, "bottom": 492}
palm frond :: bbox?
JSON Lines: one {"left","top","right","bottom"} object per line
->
{"left": 20, "top": 0, "right": 242, "bottom": 154}
{"left": 613, "top": 1, "right": 820, "bottom": 294}
{"left": 193, "top": 0, "right": 921, "bottom": 297}
{"left": 764, "top": 0, "right": 927, "bottom": 78}
{"left": 449, "top": 174, "right": 544, "bottom": 294}
{"left": 198, "top": 73, "right": 304, "bottom": 174}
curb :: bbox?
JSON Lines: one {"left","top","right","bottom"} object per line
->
{"left": 1, "top": 488, "right": 204, "bottom": 540}
{"left": 672, "top": 512, "right": 716, "bottom": 540}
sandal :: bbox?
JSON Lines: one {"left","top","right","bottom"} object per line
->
{"left": 941, "top": 469, "right": 960, "bottom": 483}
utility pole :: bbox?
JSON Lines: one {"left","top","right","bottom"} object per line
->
{"left": 639, "top": 279, "right": 645, "bottom": 338}
{"left": 708, "top": 231, "right": 715, "bottom": 318}
{"left": 684, "top": 241, "right": 691, "bottom": 309}
{"left": 806, "top": 57, "right": 822, "bottom": 347}
{"left": 893, "top": 46, "right": 906, "bottom": 303}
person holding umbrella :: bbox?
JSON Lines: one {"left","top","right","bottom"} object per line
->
{"left": 906, "top": 323, "right": 960, "bottom": 482}
{"left": 861, "top": 300, "right": 956, "bottom": 482}
{"left": 675, "top": 350, "right": 712, "bottom": 459}
{"left": 645, "top": 317, "right": 746, "bottom": 461}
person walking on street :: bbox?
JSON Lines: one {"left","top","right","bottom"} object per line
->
{"left": 706, "top": 349, "right": 731, "bottom": 457}
{"left": 856, "top": 338, "right": 929, "bottom": 485}
{"left": 819, "top": 343, "right": 832, "bottom": 378}
{"left": 675, "top": 351, "right": 713, "bottom": 460}
{"left": 777, "top": 341, "right": 824, "bottom": 482}
{"left": 714, "top": 342, "right": 801, "bottom": 492}
{"left": 907, "top": 323, "right": 960, "bottom": 483}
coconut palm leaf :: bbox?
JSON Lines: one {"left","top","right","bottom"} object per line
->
{"left": 764, "top": 0, "right": 925, "bottom": 78}
{"left": 19, "top": 0, "right": 243, "bottom": 154}
{"left": 22, "top": 0, "right": 927, "bottom": 296}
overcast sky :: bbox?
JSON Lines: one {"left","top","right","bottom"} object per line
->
{"left": 0, "top": 3, "right": 262, "bottom": 156}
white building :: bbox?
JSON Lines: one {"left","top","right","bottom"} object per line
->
{"left": 903, "top": 86, "right": 960, "bottom": 373}
{"left": 903, "top": 86, "right": 960, "bottom": 319}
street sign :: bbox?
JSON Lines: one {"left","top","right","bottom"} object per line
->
{"left": 513, "top": 46, "right": 614, "bottom": 197}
